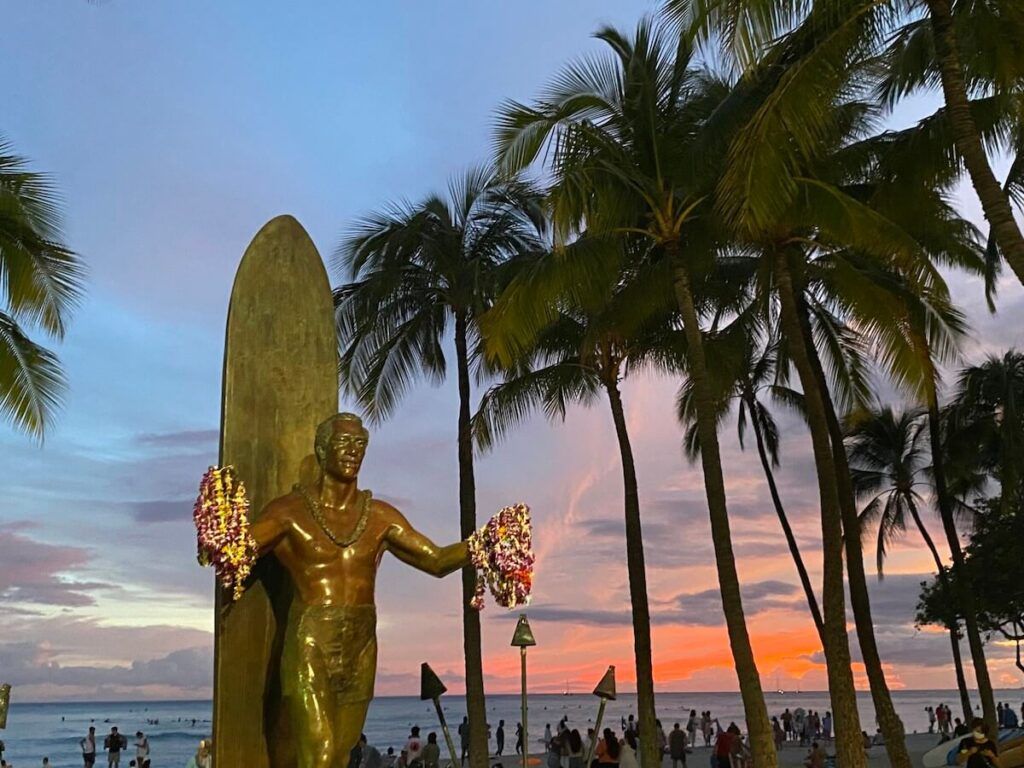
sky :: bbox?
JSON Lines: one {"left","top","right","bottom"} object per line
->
{"left": 1, "top": 1, "right": 1023, "bottom": 703}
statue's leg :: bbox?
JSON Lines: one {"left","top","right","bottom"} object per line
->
{"left": 282, "top": 605, "right": 337, "bottom": 768}
{"left": 332, "top": 700, "right": 371, "bottom": 764}
{"left": 290, "top": 651, "right": 336, "bottom": 768}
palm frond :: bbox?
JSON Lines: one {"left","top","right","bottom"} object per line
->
{"left": 0, "top": 309, "right": 66, "bottom": 439}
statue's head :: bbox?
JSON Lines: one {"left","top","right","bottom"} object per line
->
{"left": 315, "top": 412, "right": 369, "bottom": 481}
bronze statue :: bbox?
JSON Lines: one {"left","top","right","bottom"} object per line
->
{"left": 249, "top": 412, "right": 469, "bottom": 768}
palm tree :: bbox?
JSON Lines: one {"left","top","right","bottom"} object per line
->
{"left": 951, "top": 350, "right": 1024, "bottom": 513}
{"left": 683, "top": 47, "right": 984, "bottom": 767}
{"left": 476, "top": 244, "right": 676, "bottom": 768}
{"left": 492, "top": 20, "right": 779, "bottom": 768}
{"left": 678, "top": 337, "right": 825, "bottom": 641}
{"left": 669, "top": 0, "right": 1005, "bottom": 732}
{"left": 845, "top": 406, "right": 973, "bottom": 718}
{"left": 663, "top": 0, "right": 1024, "bottom": 288}
{"left": 333, "top": 167, "right": 545, "bottom": 768}
{"left": 0, "top": 137, "right": 84, "bottom": 438}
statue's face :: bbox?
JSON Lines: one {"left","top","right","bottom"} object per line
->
{"left": 323, "top": 420, "right": 368, "bottom": 481}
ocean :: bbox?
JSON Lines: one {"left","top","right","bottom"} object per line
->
{"left": 2, "top": 690, "right": 1019, "bottom": 768}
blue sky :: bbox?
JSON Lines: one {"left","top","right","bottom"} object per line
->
{"left": 1, "top": 1, "right": 1023, "bottom": 701}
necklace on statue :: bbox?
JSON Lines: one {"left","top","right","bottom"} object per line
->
{"left": 295, "top": 485, "right": 372, "bottom": 548}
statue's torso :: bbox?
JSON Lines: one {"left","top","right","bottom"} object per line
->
{"left": 268, "top": 491, "right": 390, "bottom": 606}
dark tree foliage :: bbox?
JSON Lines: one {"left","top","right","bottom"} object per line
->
{"left": 917, "top": 496, "right": 1024, "bottom": 674}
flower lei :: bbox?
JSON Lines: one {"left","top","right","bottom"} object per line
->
{"left": 467, "top": 503, "right": 534, "bottom": 610}
{"left": 193, "top": 465, "right": 257, "bottom": 601}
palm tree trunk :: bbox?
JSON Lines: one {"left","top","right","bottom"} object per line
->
{"left": 924, "top": 391, "right": 997, "bottom": 732}
{"left": 792, "top": 294, "right": 911, "bottom": 768}
{"left": 455, "top": 312, "right": 489, "bottom": 768}
{"left": 924, "top": 395, "right": 976, "bottom": 720}
{"left": 926, "top": 0, "right": 1024, "bottom": 287}
{"left": 949, "top": 630, "right": 973, "bottom": 722}
{"left": 670, "top": 251, "right": 777, "bottom": 768}
{"left": 745, "top": 393, "right": 825, "bottom": 642}
{"left": 905, "top": 496, "right": 973, "bottom": 721}
{"left": 774, "top": 252, "right": 865, "bottom": 768}
{"left": 605, "top": 376, "right": 659, "bottom": 768}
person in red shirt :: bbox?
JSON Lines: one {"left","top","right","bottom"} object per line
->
{"left": 713, "top": 726, "right": 734, "bottom": 768}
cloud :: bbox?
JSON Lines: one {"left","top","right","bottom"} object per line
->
{"left": 134, "top": 428, "right": 219, "bottom": 450}
{"left": 0, "top": 524, "right": 111, "bottom": 607}
{"left": 519, "top": 580, "right": 803, "bottom": 629}
{"left": 128, "top": 499, "right": 191, "bottom": 524}
{"left": 0, "top": 643, "right": 212, "bottom": 689}
{"left": 577, "top": 516, "right": 800, "bottom": 570}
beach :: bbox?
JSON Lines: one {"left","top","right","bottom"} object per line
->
{"left": 2, "top": 691, "right": 1013, "bottom": 768}
{"left": 486, "top": 733, "right": 944, "bottom": 768}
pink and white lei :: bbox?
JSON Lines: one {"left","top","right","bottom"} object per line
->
{"left": 193, "top": 466, "right": 257, "bottom": 601}
{"left": 468, "top": 503, "right": 534, "bottom": 610}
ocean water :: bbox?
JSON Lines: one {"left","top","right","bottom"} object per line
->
{"left": 2, "top": 690, "right": 1021, "bottom": 768}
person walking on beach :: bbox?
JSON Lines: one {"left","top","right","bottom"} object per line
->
{"left": 134, "top": 731, "right": 149, "bottom": 768}
{"left": 772, "top": 717, "right": 784, "bottom": 751}
{"left": 544, "top": 724, "right": 553, "bottom": 749}
{"left": 937, "top": 705, "right": 949, "bottom": 737}
{"left": 459, "top": 719, "right": 469, "bottom": 765}
{"left": 422, "top": 733, "right": 440, "bottom": 768}
{"left": 822, "top": 712, "right": 832, "bottom": 741}
{"left": 496, "top": 721, "right": 505, "bottom": 757}
{"left": 656, "top": 720, "right": 667, "bottom": 759}
{"left": 103, "top": 727, "right": 126, "bottom": 767}
{"left": 568, "top": 729, "right": 585, "bottom": 768}
{"left": 406, "top": 727, "right": 424, "bottom": 768}
{"left": 685, "top": 711, "right": 697, "bottom": 749}
{"left": 702, "top": 713, "right": 714, "bottom": 748}
{"left": 927, "top": 707, "right": 936, "bottom": 734}
{"left": 712, "top": 725, "right": 733, "bottom": 768}
{"left": 669, "top": 723, "right": 687, "bottom": 768}
{"left": 359, "top": 735, "right": 384, "bottom": 768}
{"left": 781, "top": 710, "right": 793, "bottom": 742}
{"left": 619, "top": 731, "right": 639, "bottom": 768}
{"left": 1006, "top": 704, "right": 1019, "bottom": 728}
{"left": 596, "top": 729, "right": 620, "bottom": 768}
{"left": 80, "top": 726, "right": 97, "bottom": 767}
{"left": 515, "top": 723, "right": 524, "bottom": 756}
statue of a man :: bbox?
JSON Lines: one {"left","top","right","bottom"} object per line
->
{"left": 250, "top": 412, "right": 469, "bottom": 768}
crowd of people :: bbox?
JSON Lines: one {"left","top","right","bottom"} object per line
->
{"left": 771, "top": 709, "right": 833, "bottom": 749}
{"left": 5, "top": 699, "right": 1022, "bottom": 767}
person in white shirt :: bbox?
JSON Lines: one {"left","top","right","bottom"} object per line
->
{"left": 80, "top": 727, "right": 97, "bottom": 767}
{"left": 134, "top": 732, "right": 149, "bottom": 768}
{"left": 405, "top": 726, "right": 424, "bottom": 768}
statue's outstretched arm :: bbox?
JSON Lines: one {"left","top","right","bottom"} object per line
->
{"left": 384, "top": 507, "right": 470, "bottom": 577}
{"left": 249, "top": 504, "right": 291, "bottom": 556}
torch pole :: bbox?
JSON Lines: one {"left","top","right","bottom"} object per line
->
{"left": 521, "top": 645, "right": 529, "bottom": 768}
{"left": 584, "top": 697, "right": 608, "bottom": 768}
{"left": 433, "top": 696, "right": 460, "bottom": 768}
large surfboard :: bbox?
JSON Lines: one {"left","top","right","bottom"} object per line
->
{"left": 213, "top": 215, "right": 337, "bottom": 768}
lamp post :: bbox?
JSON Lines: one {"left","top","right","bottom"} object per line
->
{"left": 511, "top": 614, "right": 536, "bottom": 768}
{"left": 421, "top": 663, "right": 460, "bottom": 768}
{"left": 584, "top": 666, "right": 617, "bottom": 768}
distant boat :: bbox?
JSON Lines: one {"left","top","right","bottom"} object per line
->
{"left": 563, "top": 681, "right": 571, "bottom": 696}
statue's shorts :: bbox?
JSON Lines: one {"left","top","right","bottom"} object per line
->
{"left": 282, "top": 602, "right": 378, "bottom": 705}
